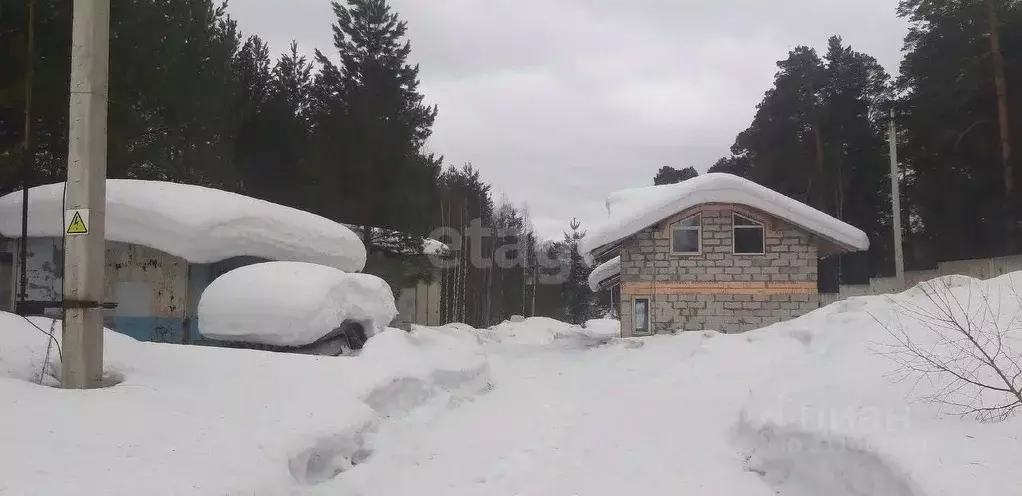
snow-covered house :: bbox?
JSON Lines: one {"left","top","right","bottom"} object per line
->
{"left": 580, "top": 173, "right": 869, "bottom": 336}
{"left": 0, "top": 180, "right": 366, "bottom": 344}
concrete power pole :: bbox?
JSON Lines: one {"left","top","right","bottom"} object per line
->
{"left": 888, "top": 109, "right": 906, "bottom": 290}
{"left": 62, "top": 0, "right": 110, "bottom": 389}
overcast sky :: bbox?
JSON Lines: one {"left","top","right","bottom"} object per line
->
{"left": 226, "top": 0, "right": 910, "bottom": 240}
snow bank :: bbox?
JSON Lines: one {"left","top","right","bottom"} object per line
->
{"left": 480, "top": 316, "right": 618, "bottom": 347}
{"left": 580, "top": 173, "right": 870, "bottom": 262}
{"left": 583, "top": 318, "right": 621, "bottom": 340}
{"left": 0, "top": 313, "right": 489, "bottom": 494}
{"left": 353, "top": 326, "right": 490, "bottom": 415}
{"left": 198, "top": 262, "right": 397, "bottom": 347}
{"left": 735, "top": 274, "right": 1022, "bottom": 495}
{"left": 0, "top": 180, "right": 366, "bottom": 271}
{"left": 588, "top": 256, "right": 620, "bottom": 291}
{"left": 481, "top": 317, "right": 583, "bottom": 346}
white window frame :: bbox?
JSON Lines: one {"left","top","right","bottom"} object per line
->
{"left": 670, "top": 213, "right": 702, "bottom": 255}
{"left": 732, "top": 212, "right": 766, "bottom": 255}
{"left": 633, "top": 297, "right": 651, "bottom": 335}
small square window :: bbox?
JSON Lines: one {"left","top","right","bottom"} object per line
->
{"left": 733, "top": 213, "right": 765, "bottom": 255}
{"left": 671, "top": 214, "right": 701, "bottom": 254}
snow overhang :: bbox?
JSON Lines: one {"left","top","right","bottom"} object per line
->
{"left": 0, "top": 180, "right": 367, "bottom": 272}
{"left": 588, "top": 256, "right": 621, "bottom": 292}
{"left": 579, "top": 173, "right": 870, "bottom": 261}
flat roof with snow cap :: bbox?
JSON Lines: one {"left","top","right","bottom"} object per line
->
{"left": 579, "top": 173, "right": 870, "bottom": 264}
{"left": 0, "top": 180, "right": 367, "bottom": 272}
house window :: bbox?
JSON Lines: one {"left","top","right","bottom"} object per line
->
{"left": 634, "top": 298, "right": 650, "bottom": 334}
{"left": 733, "top": 213, "right": 765, "bottom": 254}
{"left": 671, "top": 214, "right": 701, "bottom": 254}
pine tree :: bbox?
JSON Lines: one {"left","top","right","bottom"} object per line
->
{"left": 562, "top": 218, "right": 594, "bottom": 324}
{"left": 819, "top": 36, "right": 893, "bottom": 282}
{"left": 312, "top": 0, "right": 439, "bottom": 262}
{"left": 231, "top": 35, "right": 274, "bottom": 197}
{"left": 897, "top": 0, "right": 1022, "bottom": 261}
{"left": 731, "top": 46, "right": 828, "bottom": 207}
{"left": 721, "top": 40, "right": 893, "bottom": 282}
{"left": 653, "top": 166, "right": 698, "bottom": 185}
{"left": 707, "top": 155, "right": 751, "bottom": 177}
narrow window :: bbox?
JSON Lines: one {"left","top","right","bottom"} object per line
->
{"left": 634, "top": 298, "right": 650, "bottom": 334}
{"left": 733, "top": 213, "right": 765, "bottom": 254}
{"left": 671, "top": 214, "right": 701, "bottom": 254}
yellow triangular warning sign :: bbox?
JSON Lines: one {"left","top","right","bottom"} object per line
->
{"left": 66, "top": 211, "right": 88, "bottom": 235}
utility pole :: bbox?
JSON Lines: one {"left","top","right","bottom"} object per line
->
{"left": 888, "top": 109, "right": 905, "bottom": 290}
{"left": 62, "top": 0, "right": 110, "bottom": 389}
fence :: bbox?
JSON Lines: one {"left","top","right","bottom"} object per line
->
{"left": 819, "top": 254, "right": 1022, "bottom": 306}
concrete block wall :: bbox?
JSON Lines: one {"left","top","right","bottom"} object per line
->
{"left": 619, "top": 206, "right": 818, "bottom": 284}
{"left": 618, "top": 204, "right": 821, "bottom": 336}
{"left": 620, "top": 291, "right": 820, "bottom": 335}
{"left": 819, "top": 254, "right": 1022, "bottom": 307}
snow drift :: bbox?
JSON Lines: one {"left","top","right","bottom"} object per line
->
{"left": 480, "top": 316, "right": 620, "bottom": 346}
{"left": 197, "top": 261, "right": 397, "bottom": 347}
{"left": 0, "top": 180, "right": 367, "bottom": 272}
{"left": 580, "top": 173, "right": 869, "bottom": 262}
{"left": 0, "top": 312, "right": 489, "bottom": 495}
{"left": 735, "top": 274, "right": 1022, "bottom": 496}
{"left": 6, "top": 270, "right": 1022, "bottom": 495}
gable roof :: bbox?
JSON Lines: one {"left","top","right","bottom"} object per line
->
{"left": 579, "top": 173, "right": 870, "bottom": 263}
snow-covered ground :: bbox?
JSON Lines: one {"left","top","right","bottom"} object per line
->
{"left": 0, "top": 314, "right": 489, "bottom": 495}
{"left": 2, "top": 273, "right": 1021, "bottom": 495}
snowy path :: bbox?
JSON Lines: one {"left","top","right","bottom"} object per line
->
{"left": 309, "top": 336, "right": 788, "bottom": 495}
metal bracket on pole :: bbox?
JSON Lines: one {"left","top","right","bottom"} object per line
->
{"left": 63, "top": 300, "right": 118, "bottom": 310}
{"left": 16, "top": 300, "right": 117, "bottom": 315}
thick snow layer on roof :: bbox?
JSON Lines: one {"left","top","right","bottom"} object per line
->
{"left": 0, "top": 180, "right": 366, "bottom": 271}
{"left": 198, "top": 262, "right": 397, "bottom": 347}
{"left": 587, "top": 256, "right": 620, "bottom": 291}
{"left": 580, "top": 173, "right": 870, "bottom": 262}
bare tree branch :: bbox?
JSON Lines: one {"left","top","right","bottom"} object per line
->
{"left": 870, "top": 276, "right": 1022, "bottom": 422}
